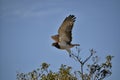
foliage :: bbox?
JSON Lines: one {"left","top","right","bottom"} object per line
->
{"left": 16, "top": 63, "right": 77, "bottom": 80}
{"left": 16, "top": 48, "right": 113, "bottom": 80}
{"left": 70, "top": 48, "right": 114, "bottom": 80}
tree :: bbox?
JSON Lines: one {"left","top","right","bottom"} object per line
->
{"left": 16, "top": 48, "right": 113, "bottom": 80}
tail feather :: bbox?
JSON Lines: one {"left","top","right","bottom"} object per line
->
{"left": 72, "top": 44, "right": 80, "bottom": 46}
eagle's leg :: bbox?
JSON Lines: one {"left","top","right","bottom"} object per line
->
{"left": 66, "top": 48, "right": 72, "bottom": 57}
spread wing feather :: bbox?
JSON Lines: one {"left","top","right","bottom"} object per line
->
{"left": 51, "top": 35, "right": 59, "bottom": 42}
{"left": 58, "top": 15, "right": 76, "bottom": 44}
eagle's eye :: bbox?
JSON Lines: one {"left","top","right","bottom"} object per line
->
{"left": 52, "top": 43, "right": 60, "bottom": 49}
{"left": 52, "top": 43, "right": 57, "bottom": 46}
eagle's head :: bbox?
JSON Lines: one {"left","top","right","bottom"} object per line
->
{"left": 52, "top": 43, "right": 60, "bottom": 49}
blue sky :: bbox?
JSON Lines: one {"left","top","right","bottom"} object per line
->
{"left": 0, "top": 0, "right": 120, "bottom": 80}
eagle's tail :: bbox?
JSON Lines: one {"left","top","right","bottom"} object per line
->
{"left": 72, "top": 44, "right": 80, "bottom": 46}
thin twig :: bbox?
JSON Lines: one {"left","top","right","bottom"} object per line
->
{"left": 83, "top": 53, "right": 93, "bottom": 65}
{"left": 69, "top": 48, "right": 95, "bottom": 80}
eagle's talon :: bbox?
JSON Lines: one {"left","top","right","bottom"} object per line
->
{"left": 69, "top": 54, "right": 72, "bottom": 57}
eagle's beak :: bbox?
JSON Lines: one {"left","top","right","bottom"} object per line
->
{"left": 52, "top": 43, "right": 54, "bottom": 46}
{"left": 52, "top": 43, "right": 56, "bottom": 46}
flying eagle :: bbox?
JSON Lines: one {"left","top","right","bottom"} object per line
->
{"left": 51, "top": 15, "right": 80, "bottom": 55}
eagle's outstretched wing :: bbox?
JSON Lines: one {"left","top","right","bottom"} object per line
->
{"left": 58, "top": 15, "right": 76, "bottom": 44}
{"left": 51, "top": 35, "right": 59, "bottom": 42}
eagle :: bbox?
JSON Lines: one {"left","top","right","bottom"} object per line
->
{"left": 51, "top": 15, "right": 80, "bottom": 55}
